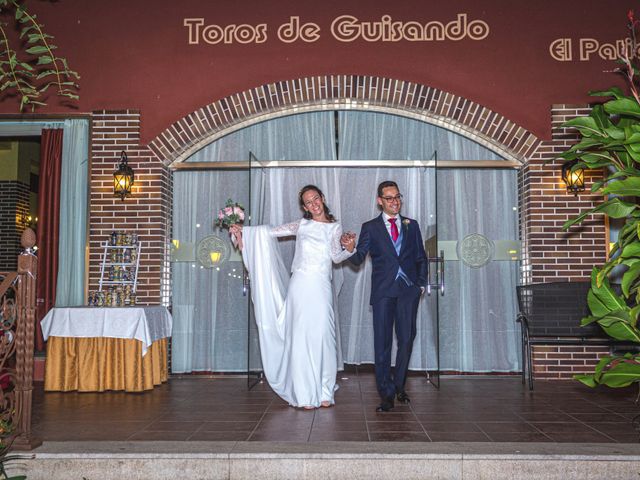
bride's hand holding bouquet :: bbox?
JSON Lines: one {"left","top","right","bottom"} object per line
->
{"left": 229, "top": 224, "right": 243, "bottom": 250}
{"left": 215, "top": 199, "right": 245, "bottom": 249}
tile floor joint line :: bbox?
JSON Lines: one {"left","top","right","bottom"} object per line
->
{"left": 247, "top": 395, "right": 273, "bottom": 441}
{"left": 306, "top": 409, "right": 315, "bottom": 442}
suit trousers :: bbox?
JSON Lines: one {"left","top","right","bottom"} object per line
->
{"left": 372, "top": 277, "right": 421, "bottom": 401}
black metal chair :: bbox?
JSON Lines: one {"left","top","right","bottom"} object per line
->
{"left": 516, "top": 281, "right": 609, "bottom": 390}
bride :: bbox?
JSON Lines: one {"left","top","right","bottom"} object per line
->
{"left": 230, "top": 185, "right": 355, "bottom": 409}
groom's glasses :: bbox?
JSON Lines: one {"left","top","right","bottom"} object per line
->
{"left": 380, "top": 194, "right": 403, "bottom": 203}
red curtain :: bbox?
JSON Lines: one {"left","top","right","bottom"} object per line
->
{"left": 35, "top": 129, "right": 63, "bottom": 351}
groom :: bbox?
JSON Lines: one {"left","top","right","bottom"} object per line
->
{"left": 345, "top": 181, "right": 427, "bottom": 412}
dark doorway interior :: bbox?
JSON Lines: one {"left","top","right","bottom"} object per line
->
{"left": 0, "top": 137, "right": 40, "bottom": 271}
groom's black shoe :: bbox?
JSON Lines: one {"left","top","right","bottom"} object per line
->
{"left": 396, "top": 391, "right": 411, "bottom": 404}
{"left": 376, "top": 397, "right": 394, "bottom": 412}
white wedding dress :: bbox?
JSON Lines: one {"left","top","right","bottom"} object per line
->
{"left": 241, "top": 218, "right": 353, "bottom": 407}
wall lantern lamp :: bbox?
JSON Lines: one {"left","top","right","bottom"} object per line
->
{"left": 114, "top": 151, "right": 134, "bottom": 200}
{"left": 561, "top": 160, "right": 585, "bottom": 196}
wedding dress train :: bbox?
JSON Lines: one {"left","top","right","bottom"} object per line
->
{"left": 241, "top": 219, "right": 353, "bottom": 407}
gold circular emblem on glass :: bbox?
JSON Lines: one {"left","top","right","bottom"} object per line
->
{"left": 456, "top": 233, "right": 494, "bottom": 268}
{"left": 196, "top": 235, "right": 230, "bottom": 268}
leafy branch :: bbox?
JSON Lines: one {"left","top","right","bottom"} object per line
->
{"left": 0, "top": 0, "right": 79, "bottom": 111}
{"left": 0, "top": 19, "right": 35, "bottom": 108}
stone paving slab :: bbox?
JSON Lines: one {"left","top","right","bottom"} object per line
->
{"left": 7, "top": 441, "right": 640, "bottom": 480}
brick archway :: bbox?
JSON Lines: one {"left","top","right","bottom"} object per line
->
{"left": 147, "top": 75, "right": 542, "bottom": 167}
{"left": 88, "top": 81, "right": 608, "bottom": 382}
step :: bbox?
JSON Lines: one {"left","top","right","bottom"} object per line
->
{"left": 8, "top": 441, "right": 640, "bottom": 480}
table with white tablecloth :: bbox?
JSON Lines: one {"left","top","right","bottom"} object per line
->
{"left": 41, "top": 306, "right": 172, "bottom": 392}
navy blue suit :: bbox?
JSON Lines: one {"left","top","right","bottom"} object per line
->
{"left": 349, "top": 214, "right": 427, "bottom": 401}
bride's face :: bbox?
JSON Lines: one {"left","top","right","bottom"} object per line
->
{"left": 302, "top": 190, "right": 326, "bottom": 221}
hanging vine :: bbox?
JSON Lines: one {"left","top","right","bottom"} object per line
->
{"left": 0, "top": 0, "right": 79, "bottom": 111}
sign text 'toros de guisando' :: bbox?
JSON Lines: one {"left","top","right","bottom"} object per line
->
{"left": 183, "top": 14, "right": 490, "bottom": 45}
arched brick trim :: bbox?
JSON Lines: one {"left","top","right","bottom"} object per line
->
{"left": 148, "top": 76, "right": 542, "bottom": 167}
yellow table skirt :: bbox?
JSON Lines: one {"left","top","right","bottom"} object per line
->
{"left": 44, "top": 336, "right": 168, "bottom": 392}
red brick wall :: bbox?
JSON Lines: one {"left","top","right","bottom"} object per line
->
{"left": 532, "top": 345, "right": 609, "bottom": 380}
{"left": 522, "top": 104, "right": 607, "bottom": 284}
{"left": 88, "top": 110, "right": 172, "bottom": 305}
{"left": 523, "top": 104, "right": 610, "bottom": 379}
{"left": 0, "top": 180, "right": 29, "bottom": 271}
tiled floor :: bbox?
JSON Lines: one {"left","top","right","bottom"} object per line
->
{"left": 31, "top": 368, "right": 640, "bottom": 443}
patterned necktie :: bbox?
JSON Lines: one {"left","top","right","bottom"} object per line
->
{"left": 388, "top": 218, "right": 399, "bottom": 242}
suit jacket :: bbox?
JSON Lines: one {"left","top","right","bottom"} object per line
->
{"left": 349, "top": 214, "right": 428, "bottom": 305}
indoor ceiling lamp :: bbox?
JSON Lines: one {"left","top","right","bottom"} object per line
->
{"left": 114, "top": 151, "right": 134, "bottom": 201}
{"left": 561, "top": 160, "right": 585, "bottom": 196}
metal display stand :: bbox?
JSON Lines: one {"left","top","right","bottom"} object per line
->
{"left": 98, "top": 241, "right": 142, "bottom": 293}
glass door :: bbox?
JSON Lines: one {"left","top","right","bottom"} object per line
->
{"left": 170, "top": 163, "right": 251, "bottom": 375}
{"left": 435, "top": 168, "right": 521, "bottom": 375}
{"left": 420, "top": 158, "right": 441, "bottom": 389}
{"left": 247, "top": 151, "right": 265, "bottom": 389}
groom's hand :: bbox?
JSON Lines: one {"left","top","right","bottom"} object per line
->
{"left": 340, "top": 233, "right": 350, "bottom": 247}
{"left": 341, "top": 232, "right": 356, "bottom": 252}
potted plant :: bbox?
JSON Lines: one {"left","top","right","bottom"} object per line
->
{"left": 561, "top": 11, "right": 640, "bottom": 394}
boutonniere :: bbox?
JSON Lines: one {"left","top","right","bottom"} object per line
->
{"left": 402, "top": 219, "right": 410, "bottom": 230}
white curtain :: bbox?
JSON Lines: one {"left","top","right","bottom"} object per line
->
{"left": 436, "top": 169, "right": 520, "bottom": 371}
{"left": 172, "top": 112, "right": 336, "bottom": 373}
{"left": 186, "top": 112, "right": 336, "bottom": 162}
{"left": 55, "top": 119, "right": 90, "bottom": 307}
{"left": 172, "top": 110, "right": 520, "bottom": 373}
{"left": 171, "top": 170, "right": 251, "bottom": 372}
{"left": 337, "top": 111, "right": 502, "bottom": 161}
{"left": 337, "top": 112, "right": 518, "bottom": 371}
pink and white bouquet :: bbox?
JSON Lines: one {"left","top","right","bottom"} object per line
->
{"left": 216, "top": 199, "right": 245, "bottom": 228}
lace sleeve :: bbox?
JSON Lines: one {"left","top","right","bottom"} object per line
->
{"left": 330, "top": 223, "right": 355, "bottom": 264}
{"left": 269, "top": 220, "right": 300, "bottom": 238}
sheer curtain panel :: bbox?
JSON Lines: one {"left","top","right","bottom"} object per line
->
{"left": 55, "top": 119, "right": 90, "bottom": 307}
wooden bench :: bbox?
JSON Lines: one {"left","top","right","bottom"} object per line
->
{"left": 516, "top": 281, "right": 625, "bottom": 390}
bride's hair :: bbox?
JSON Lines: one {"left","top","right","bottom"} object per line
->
{"left": 299, "top": 185, "right": 336, "bottom": 222}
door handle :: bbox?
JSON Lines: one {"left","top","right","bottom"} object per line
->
{"left": 439, "top": 249, "right": 445, "bottom": 296}
{"left": 426, "top": 252, "right": 445, "bottom": 296}
{"left": 242, "top": 269, "right": 250, "bottom": 296}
